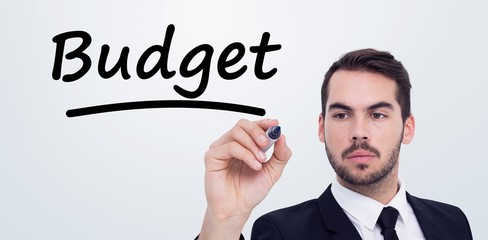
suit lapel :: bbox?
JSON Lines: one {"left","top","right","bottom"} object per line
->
{"left": 407, "top": 192, "right": 444, "bottom": 240}
{"left": 317, "top": 185, "right": 362, "bottom": 240}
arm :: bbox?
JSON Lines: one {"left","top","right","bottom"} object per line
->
{"left": 198, "top": 119, "right": 292, "bottom": 240}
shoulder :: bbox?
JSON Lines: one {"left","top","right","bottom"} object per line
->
{"left": 255, "top": 198, "right": 321, "bottom": 226}
{"left": 408, "top": 193, "right": 468, "bottom": 219}
{"left": 251, "top": 199, "right": 327, "bottom": 239}
{"left": 407, "top": 193, "right": 473, "bottom": 239}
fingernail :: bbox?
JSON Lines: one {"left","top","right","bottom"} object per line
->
{"left": 254, "top": 160, "right": 262, "bottom": 169}
{"left": 259, "top": 134, "right": 268, "bottom": 143}
{"left": 258, "top": 151, "right": 266, "bottom": 161}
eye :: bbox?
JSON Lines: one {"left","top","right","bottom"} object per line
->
{"left": 333, "top": 113, "right": 350, "bottom": 119}
{"left": 371, "top": 112, "right": 386, "bottom": 119}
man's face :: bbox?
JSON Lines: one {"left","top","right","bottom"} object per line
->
{"left": 318, "top": 70, "right": 415, "bottom": 185}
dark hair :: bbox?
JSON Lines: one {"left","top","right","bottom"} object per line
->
{"left": 321, "top": 48, "right": 411, "bottom": 122}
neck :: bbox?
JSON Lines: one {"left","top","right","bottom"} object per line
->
{"left": 337, "top": 166, "right": 400, "bottom": 205}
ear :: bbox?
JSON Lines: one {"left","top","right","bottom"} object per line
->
{"left": 402, "top": 114, "right": 415, "bottom": 144}
{"left": 318, "top": 113, "right": 326, "bottom": 143}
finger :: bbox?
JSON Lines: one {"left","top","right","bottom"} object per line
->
{"left": 234, "top": 119, "right": 281, "bottom": 161}
{"left": 252, "top": 119, "right": 280, "bottom": 151}
{"left": 211, "top": 119, "right": 279, "bottom": 148}
{"left": 205, "top": 141, "right": 263, "bottom": 171}
{"left": 253, "top": 118, "right": 280, "bottom": 131}
{"left": 209, "top": 119, "right": 254, "bottom": 148}
{"left": 210, "top": 120, "right": 266, "bottom": 163}
{"left": 235, "top": 118, "right": 280, "bottom": 153}
{"left": 229, "top": 126, "right": 268, "bottom": 163}
{"left": 263, "top": 134, "right": 292, "bottom": 182}
{"left": 210, "top": 119, "right": 279, "bottom": 162}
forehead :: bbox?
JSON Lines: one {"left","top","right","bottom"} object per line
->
{"left": 327, "top": 70, "right": 398, "bottom": 108}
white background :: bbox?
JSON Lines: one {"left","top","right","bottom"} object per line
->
{"left": 1, "top": 0, "right": 487, "bottom": 239}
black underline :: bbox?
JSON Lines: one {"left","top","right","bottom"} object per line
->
{"left": 66, "top": 100, "right": 266, "bottom": 117}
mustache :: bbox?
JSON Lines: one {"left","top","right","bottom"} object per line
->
{"left": 341, "top": 141, "right": 381, "bottom": 159}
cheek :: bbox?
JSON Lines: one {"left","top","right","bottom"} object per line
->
{"left": 372, "top": 123, "right": 404, "bottom": 147}
{"left": 390, "top": 121, "right": 405, "bottom": 138}
{"left": 324, "top": 125, "right": 347, "bottom": 147}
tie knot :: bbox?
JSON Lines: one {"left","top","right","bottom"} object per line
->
{"left": 377, "top": 206, "right": 399, "bottom": 229}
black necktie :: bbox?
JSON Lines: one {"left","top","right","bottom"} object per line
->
{"left": 377, "top": 207, "right": 399, "bottom": 240}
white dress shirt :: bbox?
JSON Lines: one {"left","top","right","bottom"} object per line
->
{"left": 331, "top": 178, "right": 426, "bottom": 240}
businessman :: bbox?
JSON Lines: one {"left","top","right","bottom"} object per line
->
{"left": 197, "top": 49, "right": 473, "bottom": 239}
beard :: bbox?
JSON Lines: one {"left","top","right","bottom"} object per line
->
{"left": 325, "top": 138, "right": 402, "bottom": 185}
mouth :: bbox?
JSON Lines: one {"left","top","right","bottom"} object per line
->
{"left": 345, "top": 150, "right": 378, "bottom": 163}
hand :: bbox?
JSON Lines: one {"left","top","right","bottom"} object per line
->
{"left": 199, "top": 119, "right": 292, "bottom": 240}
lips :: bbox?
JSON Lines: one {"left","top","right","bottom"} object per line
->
{"left": 340, "top": 141, "right": 381, "bottom": 163}
{"left": 346, "top": 150, "right": 378, "bottom": 163}
{"left": 347, "top": 150, "right": 377, "bottom": 158}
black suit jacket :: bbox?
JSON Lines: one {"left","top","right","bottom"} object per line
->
{"left": 251, "top": 185, "right": 472, "bottom": 240}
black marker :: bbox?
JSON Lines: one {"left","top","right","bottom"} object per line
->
{"left": 261, "top": 126, "right": 281, "bottom": 153}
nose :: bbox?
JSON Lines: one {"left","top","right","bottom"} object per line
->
{"left": 350, "top": 118, "right": 370, "bottom": 142}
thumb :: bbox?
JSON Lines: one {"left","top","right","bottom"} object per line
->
{"left": 263, "top": 134, "right": 292, "bottom": 183}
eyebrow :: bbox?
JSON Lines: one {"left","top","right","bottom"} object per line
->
{"left": 367, "top": 101, "right": 394, "bottom": 111}
{"left": 327, "top": 101, "right": 394, "bottom": 112}
{"left": 328, "top": 103, "right": 352, "bottom": 112}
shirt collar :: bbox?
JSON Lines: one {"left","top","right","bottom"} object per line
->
{"left": 331, "top": 178, "right": 410, "bottom": 231}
